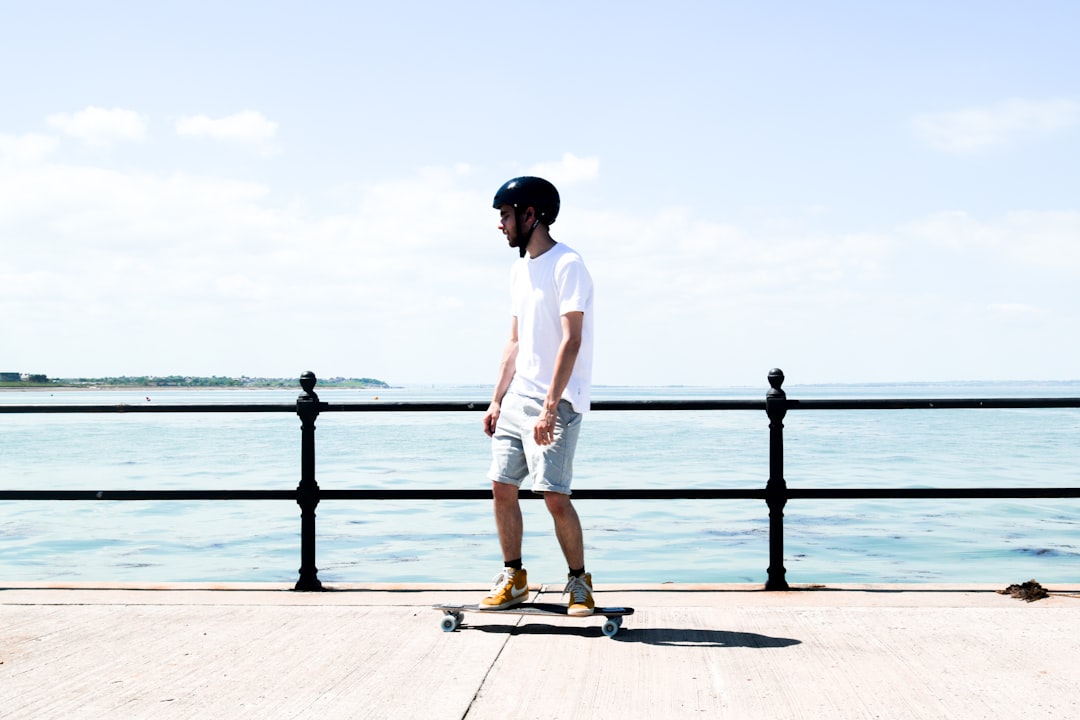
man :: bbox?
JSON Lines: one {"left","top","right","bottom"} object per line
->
{"left": 481, "top": 176, "right": 597, "bottom": 616}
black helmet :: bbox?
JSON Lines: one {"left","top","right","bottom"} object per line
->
{"left": 492, "top": 176, "right": 560, "bottom": 225}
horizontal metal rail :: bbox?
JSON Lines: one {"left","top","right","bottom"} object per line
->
{"left": 0, "top": 403, "right": 296, "bottom": 414}
{"left": 5, "top": 487, "right": 1080, "bottom": 502}
{"left": 0, "top": 399, "right": 766, "bottom": 414}
{"left": 784, "top": 398, "right": 1080, "bottom": 410}
{"left": 5, "top": 398, "right": 1078, "bottom": 414}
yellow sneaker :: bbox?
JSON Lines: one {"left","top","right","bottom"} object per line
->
{"left": 564, "top": 573, "right": 595, "bottom": 616}
{"left": 480, "top": 567, "right": 529, "bottom": 609}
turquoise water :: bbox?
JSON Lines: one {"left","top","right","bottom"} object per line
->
{"left": 1, "top": 382, "right": 1079, "bottom": 585}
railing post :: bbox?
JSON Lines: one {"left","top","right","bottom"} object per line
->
{"left": 765, "top": 368, "right": 790, "bottom": 590}
{"left": 294, "top": 371, "right": 324, "bottom": 591}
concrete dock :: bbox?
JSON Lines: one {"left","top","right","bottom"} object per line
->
{"left": 3, "top": 581, "right": 1079, "bottom": 719}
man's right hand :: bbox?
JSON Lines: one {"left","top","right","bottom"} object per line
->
{"left": 483, "top": 402, "right": 501, "bottom": 437}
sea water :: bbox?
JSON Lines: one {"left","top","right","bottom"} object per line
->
{"left": 1, "top": 382, "right": 1078, "bottom": 585}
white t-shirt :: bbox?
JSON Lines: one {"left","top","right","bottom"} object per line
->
{"left": 507, "top": 242, "right": 594, "bottom": 413}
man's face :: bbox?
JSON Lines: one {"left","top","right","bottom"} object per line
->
{"left": 498, "top": 204, "right": 520, "bottom": 250}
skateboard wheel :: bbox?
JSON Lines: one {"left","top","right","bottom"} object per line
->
{"left": 602, "top": 620, "right": 619, "bottom": 637}
{"left": 440, "top": 614, "right": 459, "bottom": 632}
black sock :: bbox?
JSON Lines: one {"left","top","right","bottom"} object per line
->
{"left": 505, "top": 558, "right": 523, "bottom": 571}
{"left": 569, "top": 566, "right": 585, "bottom": 578}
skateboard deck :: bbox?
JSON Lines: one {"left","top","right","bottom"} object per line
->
{"left": 435, "top": 602, "right": 634, "bottom": 637}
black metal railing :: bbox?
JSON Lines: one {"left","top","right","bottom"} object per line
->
{"left": 2, "top": 368, "right": 1079, "bottom": 591}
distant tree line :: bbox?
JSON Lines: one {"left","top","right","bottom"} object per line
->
{"left": 0, "top": 373, "right": 49, "bottom": 384}
{"left": 2, "top": 375, "right": 390, "bottom": 388}
{"left": 61, "top": 375, "right": 390, "bottom": 388}
{"left": 67, "top": 375, "right": 247, "bottom": 387}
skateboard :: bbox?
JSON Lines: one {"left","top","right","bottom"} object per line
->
{"left": 434, "top": 602, "right": 635, "bottom": 638}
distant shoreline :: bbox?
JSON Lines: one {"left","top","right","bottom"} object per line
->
{"left": 2, "top": 379, "right": 1077, "bottom": 393}
{"left": 0, "top": 378, "right": 390, "bottom": 392}
{"left": 0, "top": 385, "right": 351, "bottom": 392}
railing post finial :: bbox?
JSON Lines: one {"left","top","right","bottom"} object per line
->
{"left": 767, "top": 368, "right": 785, "bottom": 397}
{"left": 299, "top": 371, "right": 318, "bottom": 400}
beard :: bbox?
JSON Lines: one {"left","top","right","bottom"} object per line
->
{"left": 510, "top": 211, "right": 535, "bottom": 258}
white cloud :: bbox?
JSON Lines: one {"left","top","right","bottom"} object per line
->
{"left": 2, "top": 147, "right": 1077, "bottom": 385}
{"left": 988, "top": 303, "right": 1042, "bottom": 318}
{"left": 527, "top": 152, "right": 600, "bottom": 185}
{"left": 1000, "top": 210, "right": 1080, "bottom": 271}
{"left": 175, "top": 111, "right": 279, "bottom": 150}
{"left": 912, "top": 98, "right": 1080, "bottom": 153}
{"left": 45, "top": 107, "right": 147, "bottom": 147}
{"left": 905, "top": 209, "right": 1080, "bottom": 271}
{"left": 0, "top": 133, "right": 58, "bottom": 163}
{"left": 904, "top": 210, "right": 1006, "bottom": 250}
{"left": 0, "top": 155, "right": 509, "bottom": 380}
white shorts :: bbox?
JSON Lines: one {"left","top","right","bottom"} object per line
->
{"left": 487, "top": 392, "right": 583, "bottom": 495}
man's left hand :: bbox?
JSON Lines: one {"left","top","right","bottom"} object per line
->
{"left": 533, "top": 408, "right": 558, "bottom": 446}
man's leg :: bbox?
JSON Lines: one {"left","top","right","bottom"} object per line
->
{"left": 546, "top": 491, "right": 594, "bottom": 615}
{"left": 493, "top": 480, "right": 523, "bottom": 563}
{"left": 480, "top": 480, "right": 530, "bottom": 609}
{"left": 544, "top": 491, "right": 584, "bottom": 570}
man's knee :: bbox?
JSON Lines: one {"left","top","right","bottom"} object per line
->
{"left": 543, "top": 491, "right": 574, "bottom": 517}
{"left": 492, "top": 481, "right": 519, "bottom": 503}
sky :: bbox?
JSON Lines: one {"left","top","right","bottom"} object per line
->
{"left": 2, "top": 1, "right": 1078, "bottom": 388}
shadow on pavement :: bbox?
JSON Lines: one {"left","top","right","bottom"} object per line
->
{"left": 615, "top": 628, "right": 801, "bottom": 648}
{"left": 462, "top": 623, "right": 800, "bottom": 647}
